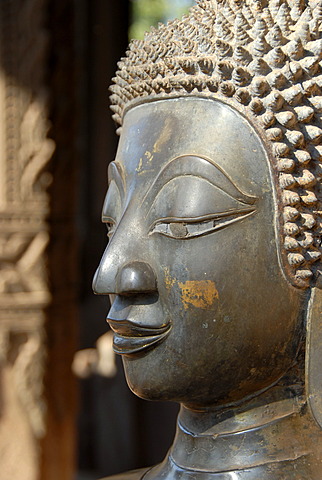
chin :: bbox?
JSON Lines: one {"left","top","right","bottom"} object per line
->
{"left": 122, "top": 344, "right": 302, "bottom": 408}
{"left": 123, "top": 357, "right": 178, "bottom": 402}
{"left": 122, "top": 355, "right": 224, "bottom": 406}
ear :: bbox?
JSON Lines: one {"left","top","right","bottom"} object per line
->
{"left": 306, "top": 284, "right": 322, "bottom": 428}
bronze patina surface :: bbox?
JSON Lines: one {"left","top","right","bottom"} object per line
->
{"left": 93, "top": 0, "right": 322, "bottom": 478}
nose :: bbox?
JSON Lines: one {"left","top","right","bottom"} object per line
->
{"left": 115, "top": 261, "right": 157, "bottom": 294}
{"left": 93, "top": 260, "right": 157, "bottom": 295}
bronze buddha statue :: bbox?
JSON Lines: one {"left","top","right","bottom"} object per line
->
{"left": 93, "top": 0, "right": 322, "bottom": 478}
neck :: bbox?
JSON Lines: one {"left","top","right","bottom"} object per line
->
{"left": 173, "top": 394, "right": 308, "bottom": 472}
{"left": 178, "top": 373, "right": 305, "bottom": 431}
{"left": 145, "top": 381, "right": 322, "bottom": 479}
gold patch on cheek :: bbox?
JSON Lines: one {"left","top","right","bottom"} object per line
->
{"left": 178, "top": 280, "right": 219, "bottom": 310}
{"left": 164, "top": 267, "right": 176, "bottom": 290}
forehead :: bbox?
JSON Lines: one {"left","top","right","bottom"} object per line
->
{"left": 116, "top": 97, "right": 272, "bottom": 197}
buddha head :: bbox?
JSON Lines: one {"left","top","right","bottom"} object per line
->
{"left": 93, "top": 0, "right": 322, "bottom": 414}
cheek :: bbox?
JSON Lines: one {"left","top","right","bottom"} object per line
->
{"left": 160, "top": 262, "right": 220, "bottom": 313}
{"left": 159, "top": 268, "right": 222, "bottom": 351}
{"left": 178, "top": 280, "right": 219, "bottom": 310}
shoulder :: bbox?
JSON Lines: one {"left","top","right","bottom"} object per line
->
{"left": 100, "top": 467, "right": 151, "bottom": 480}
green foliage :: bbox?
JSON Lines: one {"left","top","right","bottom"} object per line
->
{"left": 130, "top": 0, "right": 195, "bottom": 40}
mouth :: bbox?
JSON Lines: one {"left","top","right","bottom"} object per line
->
{"left": 108, "top": 319, "right": 171, "bottom": 355}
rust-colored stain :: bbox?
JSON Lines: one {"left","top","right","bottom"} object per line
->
{"left": 178, "top": 280, "right": 219, "bottom": 310}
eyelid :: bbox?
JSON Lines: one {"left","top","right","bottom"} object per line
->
{"left": 149, "top": 208, "right": 256, "bottom": 239}
{"left": 143, "top": 154, "right": 257, "bottom": 213}
{"left": 148, "top": 208, "right": 255, "bottom": 231}
{"left": 145, "top": 175, "right": 241, "bottom": 220}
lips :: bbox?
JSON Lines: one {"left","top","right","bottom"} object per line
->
{"left": 108, "top": 318, "right": 171, "bottom": 355}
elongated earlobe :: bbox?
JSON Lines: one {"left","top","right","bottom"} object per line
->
{"left": 306, "top": 285, "right": 322, "bottom": 428}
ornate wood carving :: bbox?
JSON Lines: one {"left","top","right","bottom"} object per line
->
{"left": 0, "top": 1, "right": 77, "bottom": 478}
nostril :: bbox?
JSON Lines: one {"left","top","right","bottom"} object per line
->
{"left": 116, "top": 261, "right": 157, "bottom": 294}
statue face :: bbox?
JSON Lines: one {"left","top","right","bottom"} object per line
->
{"left": 93, "top": 97, "right": 305, "bottom": 408}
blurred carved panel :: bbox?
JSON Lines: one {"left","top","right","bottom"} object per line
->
{"left": 0, "top": 0, "right": 77, "bottom": 479}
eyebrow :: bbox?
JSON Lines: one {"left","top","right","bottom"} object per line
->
{"left": 108, "top": 161, "right": 125, "bottom": 200}
{"left": 102, "top": 162, "right": 125, "bottom": 222}
{"left": 143, "top": 155, "right": 257, "bottom": 211}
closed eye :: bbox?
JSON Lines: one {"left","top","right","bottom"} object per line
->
{"left": 149, "top": 209, "right": 256, "bottom": 240}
